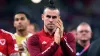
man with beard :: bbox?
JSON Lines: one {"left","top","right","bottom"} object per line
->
{"left": 14, "top": 12, "right": 33, "bottom": 56}
{"left": 76, "top": 22, "right": 92, "bottom": 56}
{"left": 27, "top": 0, "right": 75, "bottom": 56}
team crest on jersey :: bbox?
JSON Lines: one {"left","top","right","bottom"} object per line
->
{"left": 0, "top": 39, "right": 6, "bottom": 45}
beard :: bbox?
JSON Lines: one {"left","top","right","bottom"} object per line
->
{"left": 18, "top": 29, "right": 25, "bottom": 32}
{"left": 46, "top": 26, "right": 53, "bottom": 32}
{"left": 45, "top": 24, "right": 56, "bottom": 32}
{"left": 17, "top": 26, "right": 26, "bottom": 32}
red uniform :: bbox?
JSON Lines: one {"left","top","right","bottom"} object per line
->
{"left": 0, "top": 29, "right": 18, "bottom": 56}
{"left": 27, "top": 29, "right": 76, "bottom": 56}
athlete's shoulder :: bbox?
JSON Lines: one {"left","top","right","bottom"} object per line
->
{"left": 1, "top": 29, "right": 16, "bottom": 39}
{"left": 30, "top": 33, "right": 38, "bottom": 38}
{"left": 27, "top": 34, "right": 39, "bottom": 46}
{"left": 28, "top": 30, "right": 43, "bottom": 41}
{"left": 27, "top": 33, "right": 33, "bottom": 38}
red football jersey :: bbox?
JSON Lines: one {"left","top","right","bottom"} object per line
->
{"left": 27, "top": 29, "right": 76, "bottom": 56}
{"left": 0, "top": 29, "right": 18, "bottom": 56}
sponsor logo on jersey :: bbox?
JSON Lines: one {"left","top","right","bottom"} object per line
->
{"left": 42, "top": 41, "right": 47, "bottom": 45}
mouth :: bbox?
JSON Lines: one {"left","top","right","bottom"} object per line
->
{"left": 18, "top": 26, "right": 22, "bottom": 28}
{"left": 48, "top": 24, "right": 54, "bottom": 26}
{"left": 48, "top": 23, "right": 55, "bottom": 25}
{"left": 18, "top": 24, "right": 23, "bottom": 27}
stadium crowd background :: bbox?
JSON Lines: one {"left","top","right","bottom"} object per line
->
{"left": 0, "top": 0, "right": 100, "bottom": 41}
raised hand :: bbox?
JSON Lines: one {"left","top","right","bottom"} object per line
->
{"left": 55, "top": 18, "right": 64, "bottom": 38}
{"left": 54, "top": 28, "right": 61, "bottom": 45}
{"left": 54, "top": 18, "right": 64, "bottom": 45}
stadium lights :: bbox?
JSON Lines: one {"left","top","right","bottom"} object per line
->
{"left": 31, "top": 0, "right": 42, "bottom": 4}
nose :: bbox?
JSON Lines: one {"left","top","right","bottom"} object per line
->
{"left": 82, "top": 32, "right": 87, "bottom": 35}
{"left": 49, "top": 18, "right": 53, "bottom": 22}
{"left": 18, "top": 20, "right": 22, "bottom": 24}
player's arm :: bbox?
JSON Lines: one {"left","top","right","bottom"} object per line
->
{"left": 6, "top": 33, "right": 19, "bottom": 56}
{"left": 56, "top": 17, "right": 75, "bottom": 56}
{"left": 60, "top": 32, "right": 76, "bottom": 56}
{"left": 27, "top": 35, "right": 59, "bottom": 56}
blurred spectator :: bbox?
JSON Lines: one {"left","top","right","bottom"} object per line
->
{"left": 76, "top": 22, "right": 92, "bottom": 56}
{"left": 27, "top": 23, "right": 39, "bottom": 34}
{"left": 13, "top": 12, "right": 33, "bottom": 56}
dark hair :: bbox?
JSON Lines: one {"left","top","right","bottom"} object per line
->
{"left": 43, "top": 0, "right": 59, "bottom": 13}
{"left": 14, "top": 12, "right": 30, "bottom": 19}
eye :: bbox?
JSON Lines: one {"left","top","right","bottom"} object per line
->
{"left": 52, "top": 16, "right": 57, "bottom": 19}
{"left": 21, "top": 17, "right": 25, "bottom": 20}
{"left": 15, "top": 18, "right": 19, "bottom": 21}
{"left": 79, "top": 31, "right": 83, "bottom": 33}
{"left": 46, "top": 15, "right": 51, "bottom": 18}
{"left": 79, "top": 30, "right": 89, "bottom": 33}
{"left": 85, "top": 30, "right": 89, "bottom": 33}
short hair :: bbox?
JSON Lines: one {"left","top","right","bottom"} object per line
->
{"left": 78, "top": 22, "right": 90, "bottom": 26}
{"left": 14, "top": 12, "right": 30, "bottom": 19}
{"left": 77, "top": 22, "right": 92, "bottom": 32}
{"left": 43, "top": 0, "right": 60, "bottom": 14}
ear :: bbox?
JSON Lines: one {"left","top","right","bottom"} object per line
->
{"left": 41, "top": 14, "right": 44, "bottom": 20}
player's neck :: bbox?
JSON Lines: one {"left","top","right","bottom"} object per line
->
{"left": 77, "top": 40, "right": 90, "bottom": 47}
{"left": 16, "top": 30, "right": 28, "bottom": 37}
{"left": 44, "top": 26, "right": 56, "bottom": 35}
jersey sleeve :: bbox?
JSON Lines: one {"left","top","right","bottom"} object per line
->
{"left": 60, "top": 32, "right": 76, "bottom": 56}
{"left": 6, "top": 33, "right": 18, "bottom": 55}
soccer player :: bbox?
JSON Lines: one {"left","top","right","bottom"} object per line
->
{"left": 27, "top": 0, "right": 76, "bottom": 56}
{"left": 0, "top": 29, "right": 18, "bottom": 56}
{"left": 14, "top": 12, "right": 33, "bottom": 56}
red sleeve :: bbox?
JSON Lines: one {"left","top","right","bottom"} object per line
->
{"left": 6, "top": 33, "right": 18, "bottom": 55}
{"left": 27, "top": 35, "right": 59, "bottom": 56}
{"left": 60, "top": 32, "right": 76, "bottom": 56}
